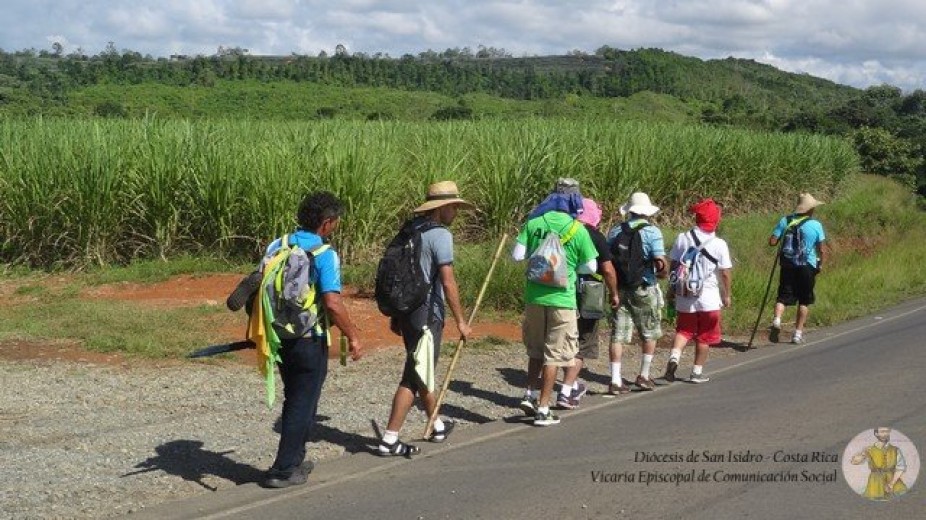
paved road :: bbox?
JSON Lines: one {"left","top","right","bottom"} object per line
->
{"left": 136, "top": 299, "right": 926, "bottom": 519}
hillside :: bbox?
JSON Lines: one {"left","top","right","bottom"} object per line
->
{"left": 0, "top": 45, "right": 922, "bottom": 193}
{"left": 0, "top": 47, "right": 858, "bottom": 123}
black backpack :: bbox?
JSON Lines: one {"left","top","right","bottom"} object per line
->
{"left": 611, "top": 222, "right": 649, "bottom": 289}
{"left": 780, "top": 216, "right": 811, "bottom": 267}
{"left": 375, "top": 218, "right": 441, "bottom": 317}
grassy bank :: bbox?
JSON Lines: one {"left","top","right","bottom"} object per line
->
{"left": 0, "top": 174, "right": 922, "bottom": 357}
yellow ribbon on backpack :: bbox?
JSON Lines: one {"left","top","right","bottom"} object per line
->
{"left": 247, "top": 247, "right": 289, "bottom": 409}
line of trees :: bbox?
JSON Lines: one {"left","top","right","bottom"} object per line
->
{"left": 0, "top": 44, "right": 923, "bottom": 194}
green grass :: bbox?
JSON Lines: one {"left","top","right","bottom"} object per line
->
{"left": 0, "top": 117, "right": 857, "bottom": 268}
{"left": 0, "top": 174, "right": 921, "bottom": 358}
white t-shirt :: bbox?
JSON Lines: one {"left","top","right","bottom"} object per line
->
{"left": 669, "top": 228, "right": 733, "bottom": 312}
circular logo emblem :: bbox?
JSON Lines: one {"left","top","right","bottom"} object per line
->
{"left": 842, "top": 427, "right": 919, "bottom": 501}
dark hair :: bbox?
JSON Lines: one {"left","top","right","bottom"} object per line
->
{"left": 296, "top": 191, "right": 345, "bottom": 231}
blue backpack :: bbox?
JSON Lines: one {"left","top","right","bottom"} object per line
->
{"left": 780, "top": 216, "right": 811, "bottom": 267}
{"left": 669, "top": 230, "right": 718, "bottom": 298}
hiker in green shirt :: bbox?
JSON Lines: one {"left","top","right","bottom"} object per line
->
{"left": 512, "top": 186, "right": 598, "bottom": 426}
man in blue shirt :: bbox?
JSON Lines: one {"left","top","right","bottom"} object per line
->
{"left": 262, "top": 191, "right": 363, "bottom": 488}
{"left": 768, "top": 192, "right": 827, "bottom": 345}
{"left": 605, "top": 192, "right": 667, "bottom": 394}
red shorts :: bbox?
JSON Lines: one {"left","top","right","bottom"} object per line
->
{"left": 675, "top": 311, "right": 722, "bottom": 345}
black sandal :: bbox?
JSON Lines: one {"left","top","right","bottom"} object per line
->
{"left": 428, "top": 421, "right": 455, "bottom": 443}
{"left": 378, "top": 439, "right": 421, "bottom": 458}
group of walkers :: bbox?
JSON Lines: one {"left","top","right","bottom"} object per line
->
{"left": 241, "top": 179, "right": 827, "bottom": 488}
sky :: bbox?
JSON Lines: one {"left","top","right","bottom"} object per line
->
{"left": 3, "top": 0, "right": 925, "bottom": 92}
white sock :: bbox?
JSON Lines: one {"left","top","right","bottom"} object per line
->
{"left": 537, "top": 406, "right": 550, "bottom": 415}
{"left": 772, "top": 317, "right": 781, "bottom": 328}
{"left": 432, "top": 418, "right": 445, "bottom": 432}
{"left": 640, "top": 354, "right": 654, "bottom": 379}
{"left": 669, "top": 349, "right": 682, "bottom": 363}
{"left": 610, "top": 363, "right": 622, "bottom": 384}
{"left": 692, "top": 365, "right": 703, "bottom": 376}
{"left": 524, "top": 388, "right": 536, "bottom": 400}
{"left": 559, "top": 385, "right": 572, "bottom": 398}
{"left": 793, "top": 329, "right": 803, "bottom": 337}
{"left": 382, "top": 430, "right": 399, "bottom": 445}
{"left": 573, "top": 381, "right": 580, "bottom": 391}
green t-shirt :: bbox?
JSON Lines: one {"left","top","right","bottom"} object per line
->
{"left": 516, "top": 212, "right": 598, "bottom": 308}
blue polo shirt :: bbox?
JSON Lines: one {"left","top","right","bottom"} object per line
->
{"left": 265, "top": 230, "right": 342, "bottom": 294}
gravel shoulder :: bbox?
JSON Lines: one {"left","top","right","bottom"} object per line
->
{"left": 0, "top": 332, "right": 745, "bottom": 519}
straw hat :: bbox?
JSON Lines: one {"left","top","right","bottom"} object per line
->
{"left": 795, "top": 192, "right": 824, "bottom": 214}
{"left": 413, "top": 181, "right": 474, "bottom": 213}
{"left": 619, "top": 192, "right": 660, "bottom": 217}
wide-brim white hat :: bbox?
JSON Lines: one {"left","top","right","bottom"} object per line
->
{"left": 795, "top": 192, "right": 824, "bottom": 214}
{"left": 413, "top": 181, "right": 475, "bottom": 213}
{"left": 619, "top": 192, "right": 660, "bottom": 217}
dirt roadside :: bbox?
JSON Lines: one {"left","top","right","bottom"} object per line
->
{"left": 0, "top": 273, "right": 523, "bottom": 364}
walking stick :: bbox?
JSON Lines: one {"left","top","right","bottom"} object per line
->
{"left": 747, "top": 247, "right": 780, "bottom": 349}
{"left": 424, "top": 233, "right": 508, "bottom": 439}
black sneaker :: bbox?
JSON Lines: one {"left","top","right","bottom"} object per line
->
{"left": 226, "top": 271, "right": 262, "bottom": 312}
{"left": 533, "top": 410, "right": 561, "bottom": 426}
{"left": 663, "top": 360, "right": 678, "bottom": 383}
{"left": 261, "top": 460, "right": 313, "bottom": 488}
{"left": 769, "top": 323, "right": 781, "bottom": 343}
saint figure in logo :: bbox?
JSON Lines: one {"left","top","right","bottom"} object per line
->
{"left": 850, "top": 427, "right": 909, "bottom": 500}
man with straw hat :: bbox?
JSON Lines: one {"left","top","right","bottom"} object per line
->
{"left": 377, "top": 181, "right": 473, "bottom": 456}
{"left": 605, "top": 192, "right": 668, "bottom": 394}
{"left": 768, "top": 192, "right": 827, "bottom": 344}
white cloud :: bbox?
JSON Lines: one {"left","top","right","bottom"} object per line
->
{"left": 0, "top": 0, "right": 923, "bottom": 91}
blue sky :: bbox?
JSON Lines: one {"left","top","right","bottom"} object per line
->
{"left": 3, "top": 0, "right": 924, "bottom": 91}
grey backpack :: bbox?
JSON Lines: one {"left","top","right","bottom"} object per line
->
{"left": 260, "top": 235, "right": 330, "bottom": 339}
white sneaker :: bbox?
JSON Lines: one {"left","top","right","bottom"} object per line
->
{"left": 791, "top": 333, "right": 804, "bottom": 345}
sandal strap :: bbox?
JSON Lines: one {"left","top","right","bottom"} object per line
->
{"left": 379, "top": 439, "right": 420, "bottom": 458}
{"left": 428, "top": 420, "right": 455, "bottom": 442}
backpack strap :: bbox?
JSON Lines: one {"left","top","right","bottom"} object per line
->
{"left": 560, "top": 219, "right": 581, "bottom": 245}
{"left": 786, "top": 215, "right": 810, "bottom": 231}
{"left": 688, "top": 229, "right": 718, "bottom": 265}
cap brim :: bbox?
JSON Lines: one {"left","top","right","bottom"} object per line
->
{"left": 795, "top": 201, "right": 824, "bottom": 213}
{"left": 413, "top": 199, "right": 475, "bottom": 213}
{"left": 623, "top": 204, "right": 659, "bottom": 217}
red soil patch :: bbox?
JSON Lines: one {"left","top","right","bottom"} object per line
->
{"left": 0, "top": 274, "right": 521, "bottom": 365}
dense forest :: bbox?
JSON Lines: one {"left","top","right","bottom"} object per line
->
{"left": 0, "top": 44, "right": 923, "bottom": 194}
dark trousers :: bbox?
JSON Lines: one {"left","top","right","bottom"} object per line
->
{"left": 271, "top": 336, "right": 328, "bottom": 475}
{"left": 396, "top": 305, "right": 443, "bottom": 394}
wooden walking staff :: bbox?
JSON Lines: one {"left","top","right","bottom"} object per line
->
{"left": 424, "top": 233, "right": 508, "bottom": 439}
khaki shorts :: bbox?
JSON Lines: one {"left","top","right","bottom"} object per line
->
{"left": 610, "top": 285, "right": 663, "bottom": 344}
{"left": 522, "top": 304, "right": 578, "bottom": 367}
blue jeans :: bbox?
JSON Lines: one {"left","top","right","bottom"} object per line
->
{"left": 270, "top": 336, "right": 328, "bottom": 475}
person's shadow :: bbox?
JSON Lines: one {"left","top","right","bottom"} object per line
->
{"left": 448, "top": 380, "right": 519, "bottom": 411}
{"left": 122, "top": 440, "right": 264, "bottom": 490}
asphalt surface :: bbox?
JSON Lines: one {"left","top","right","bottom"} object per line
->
{"left": 132, "top": 298, "right": 926, "bottom": 520}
